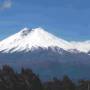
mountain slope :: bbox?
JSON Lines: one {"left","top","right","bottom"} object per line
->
{"left": 71, "top": 41, "right": 90, "bottom": 53}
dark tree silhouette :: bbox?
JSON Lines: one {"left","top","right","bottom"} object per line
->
{"left": 0, "top": 65, "right": 43, "bottom": 90}
{"left": 62, "top": 75, "right": 76, "bottom": 90}
{"left": 0, "top": 65, "right": 90, "bottom": 90}
{"left": 78, "top": 80, "right": 90, "bottom": 90}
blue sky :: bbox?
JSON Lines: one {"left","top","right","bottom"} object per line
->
{"left": 0, "top": 0, "right": 90, "bottom": 41}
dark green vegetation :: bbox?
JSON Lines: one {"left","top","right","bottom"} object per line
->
{"left": 0, "top": 65, "right": 42, "bottom": 90}
{"left": 0, "top": 65, "right": 89, "bottom": 90}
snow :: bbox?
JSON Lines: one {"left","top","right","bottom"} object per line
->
{"left": 0, "top": 27, "right": 90, "bottom": 53}
{"left": 71, "top": 41, "right": 90, "bottom": 53}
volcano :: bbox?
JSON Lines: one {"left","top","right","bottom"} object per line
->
{"left": 0, "top": 27, "right": 90, "bottom": 80}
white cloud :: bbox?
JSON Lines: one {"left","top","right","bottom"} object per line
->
{"left": 0, "top": 0, "right": 12, "bottom": 10}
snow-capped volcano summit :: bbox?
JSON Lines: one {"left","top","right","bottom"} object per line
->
{"left": 0, "top": 27, "right": 73, "bottom": 53}
{"left": 0, "top": 27, "right": 90, "bottom": 53}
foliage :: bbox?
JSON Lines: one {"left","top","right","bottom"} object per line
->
{"left": 0, "top": 65, "right": 90, "bottom": 90}
{"left": 0, "top": 65, "right": 43, "bottom": 90}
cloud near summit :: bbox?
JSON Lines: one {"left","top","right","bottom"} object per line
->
{"left": 0, "top": 0, "right": 12, "bottom": 10}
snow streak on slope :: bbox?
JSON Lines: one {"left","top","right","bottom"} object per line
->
{"left": 0, "top": 27, "right": 73, "bottom": 53}
{"left": 71, "top": 41, "right": 90, "bottom": 53}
